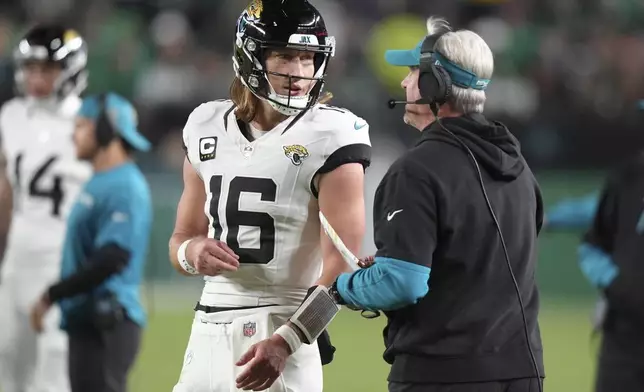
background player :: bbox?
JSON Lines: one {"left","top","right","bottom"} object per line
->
{"left": 30, "top": 92, "right": 152, "bottom": 392}
{"left": 578, "top": 156, "right": 644, "bottom": 392}
{"left": 0, "top": 25, "right": 91, "bottom": 392}
{"left": 168, "top": 1, "right": 371, "bottom": 391}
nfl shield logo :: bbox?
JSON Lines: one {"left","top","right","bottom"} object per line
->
{"left": 243, "top": 322, "right": 256, "bottom": 337}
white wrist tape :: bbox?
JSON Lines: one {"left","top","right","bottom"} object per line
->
{"left": 290, "top": 285, "right": 341, "bottom": 344}
{"left": 177, "top": 239, "right": 199, "bottom": 275}
{"left": 274, "top": 324, "right": 303, "bottom": 354}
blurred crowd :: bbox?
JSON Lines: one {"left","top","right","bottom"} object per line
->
{"left": 0, "top": 0, "right": 643, "bottom": 172}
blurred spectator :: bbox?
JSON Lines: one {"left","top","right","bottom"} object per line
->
{"left": 134, "top": 10, "right": 200, "bottom": 108}
{"left": 0, "top": 0, "right": 642, "bottom": 169}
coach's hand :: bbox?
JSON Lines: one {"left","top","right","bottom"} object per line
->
{"left": 235, "top": 335, "right": 290, "bottom": 391}
{"left": 186, "top": 238, "right": 240, "bottom": 276}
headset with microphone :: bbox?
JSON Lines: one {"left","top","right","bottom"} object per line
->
{"left": 387, "top": 31, "right": 452, "bottom": 112}
{"left": 387, "top": 98, "right": 427, "bottom": 109}
{"left": 388, "top": 31, "right": 544, "bottom": 391}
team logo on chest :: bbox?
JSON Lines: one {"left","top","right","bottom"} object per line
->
{"left": 199, "top": 137, "right": 217, "bottom": 161}
{"left": 243, "top": 322, "right": 256, "bottom": 337}
{"left": 283, "top": 144, "right": 309, "bottom": 166}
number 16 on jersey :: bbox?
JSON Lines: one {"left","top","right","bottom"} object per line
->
{"left": 208, "top": 174, "right": 278, "bottom": 265}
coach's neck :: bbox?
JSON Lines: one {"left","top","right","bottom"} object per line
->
{"left": 410, "top": 104, "right": 463, "bottom": 132}
{"left": 92, "top": 142, "right": 130, "bottom": 172}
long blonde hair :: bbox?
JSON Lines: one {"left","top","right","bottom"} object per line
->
{"left": 230, "top": 76, "right": 260, "bottom": 123}
{"left": 229, "top": 76, "right": 334, "bottom": 122}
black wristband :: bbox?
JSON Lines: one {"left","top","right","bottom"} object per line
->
{"left": 328, "top": 280, "right": 346, "bottom": 305}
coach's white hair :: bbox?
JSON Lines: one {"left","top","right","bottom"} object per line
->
{"left": 426, "top": 17, "right": 494, "bottom": 114}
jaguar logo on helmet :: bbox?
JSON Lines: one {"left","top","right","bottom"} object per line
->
{"left": 246, "top": 0, "right": 263, "bottom": 20}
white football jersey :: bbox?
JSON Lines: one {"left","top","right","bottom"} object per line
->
{"left": 183, "top": 100, "right": 371, "bottom": 307}
{"left": 0, "top": 96, "right": 92, "bottom": 277}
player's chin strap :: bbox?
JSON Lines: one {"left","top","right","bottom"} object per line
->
{"left": 274, "top": 285, "right": 340, "bottom": 354}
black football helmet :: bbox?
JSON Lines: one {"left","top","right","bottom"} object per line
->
{"left": 13, "top": 25, "right": 88, "bottom": 98}
{"left": 233, "top": 0, "right": 336, "bottom": 116}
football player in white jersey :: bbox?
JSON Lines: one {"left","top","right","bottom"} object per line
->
{"left": 168, "top": 1, "right": 371, "bottom": 391}
{"left": 0, "top": 25, "right": 91, "bottom": 392}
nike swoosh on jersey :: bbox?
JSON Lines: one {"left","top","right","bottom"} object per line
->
{"left": 354, "top": 119, "right": 367, "bottom": 130}
{"left": 387, "top": 209, "right": 403, "bottom": 221}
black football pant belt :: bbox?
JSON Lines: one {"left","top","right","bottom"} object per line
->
{"left": 194, "top": 302, "right": 277, "bottom": 314}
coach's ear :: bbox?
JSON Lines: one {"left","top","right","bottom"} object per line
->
{"left": 317, "top": 329, "right": 336, "bottom": 365}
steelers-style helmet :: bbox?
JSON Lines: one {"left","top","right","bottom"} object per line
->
{"left": 13, "top": 25, "right": 88, "bottom": 98}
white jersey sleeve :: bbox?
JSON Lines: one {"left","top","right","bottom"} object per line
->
{"left": 0, "top": 101, "right": 14, "bottom": 162}
{"left": 0, "top": 100, "right": 21, "bottom": 188}
{"left": 306, "top": 104, "right": 372, "bottom": 197}
{"left": 182, "top": 100, "right": 235, "bottom": 177}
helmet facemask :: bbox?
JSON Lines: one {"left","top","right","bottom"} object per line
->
{"left": 234, "top": 33, "right": 336, "bottom": 116}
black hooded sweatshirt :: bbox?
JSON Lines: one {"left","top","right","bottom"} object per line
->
{"left": 372, "top": 113, "right": 544, "bottom": 383}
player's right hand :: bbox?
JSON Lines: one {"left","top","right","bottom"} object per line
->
{"left": 186, "top": 238, "right": 240, "bottom": 276}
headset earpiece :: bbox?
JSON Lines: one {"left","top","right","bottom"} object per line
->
{"left": 418, "top": 32, "right": 452, "bottom": 110}
{"left": 431, "top": 66, "right": 452, "bottom": 105}
{"left": 95, "top": 94, "right": 114, "bottom": 147}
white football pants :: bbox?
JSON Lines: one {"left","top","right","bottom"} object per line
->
{"left": 0, "top": 273, "right": 69, "bottom": 392}
{"left": 173, "top": 305, "right": 323, "bottom": 392}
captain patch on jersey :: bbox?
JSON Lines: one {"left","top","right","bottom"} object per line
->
{"left": 199, "top": 136, "right": 217, "bottom": 161}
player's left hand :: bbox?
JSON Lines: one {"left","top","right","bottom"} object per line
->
{"left": 30, "top": 293, "right": 52, "bottom": 333}
{"left": 235, "top": 335, "right": 291, "bottom": 391}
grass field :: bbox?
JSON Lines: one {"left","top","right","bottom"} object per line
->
{"left": 129, "top": 298, "right": 599, "bottom": 392}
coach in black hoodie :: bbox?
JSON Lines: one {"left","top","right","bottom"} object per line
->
{"left": 330, "top": 18, "right": 544, "bottom": 392}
